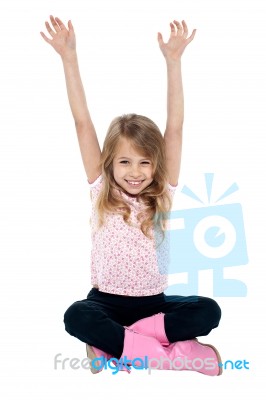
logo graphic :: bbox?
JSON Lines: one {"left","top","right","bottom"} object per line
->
{"left": 155, "top": 173, "right": 249, "bottom": 297}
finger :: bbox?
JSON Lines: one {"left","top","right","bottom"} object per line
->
{"left": 68, "top": 20, "right": 75, "bottom": 33}
{"left": 181, "top": 20, "right": 188, "bottom": 38}
{"left": 187, "top": 28, "right": 197, "bottom": 44}
{"left": 173, "top": 20, "right": 182, "bottom": 35}
{"left": 170, "top": 22, "right": 176, "bottom": 36}
{"left": 55, "top": 17, "right": 67, "bottom": 30}
{"left": 50, "top": 15, "right": 60, "bottom": 32}
{"left": 157, "top": 32, "right": 164, "bottom": 46}
{"left": 45, "top": 21, "right": 55, "bottom": 37}
{"left": 40, "top": 31, "right": 52, "bottom": 44}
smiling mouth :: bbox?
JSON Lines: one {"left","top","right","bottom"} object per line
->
{"left": 125, "top": 180, "right": 144, "bottom": 187}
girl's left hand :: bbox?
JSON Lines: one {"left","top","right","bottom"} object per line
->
{"left": 158, "top": 20, "right": 196, "bottom": 62}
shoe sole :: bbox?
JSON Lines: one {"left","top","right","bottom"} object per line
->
{"left": 86, "top": 344, "right": 101, "bottom": 374}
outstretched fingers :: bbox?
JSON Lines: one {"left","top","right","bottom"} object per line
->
{"left": 173, "top": 20, "right": 183, "bottom": 36}
{"left": 49, "top": 15, "right": 61, "bottom": 32}
{"left": 40, "top": 18, "right": 56, "bottom": 43}
{"left": 54, "top": 16, "right": 74, "bottom": 33}
{"left": 54, "top": 16, "right": 67, "bottom": 30}
{"left": 42, "top": 16, "right": 61, "bottom": 39}
{"left": 42, "top": 15, "right": 70, "bottom": 38}
{"left": 173, "top": 19, "right": 196, "bottom": 44}
{"left": 40, "top": 16, "right": 75, "bottom": 44}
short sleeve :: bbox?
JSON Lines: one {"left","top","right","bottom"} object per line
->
{"left": 87, "top": 174, "right": 103, "bottom": 202}
{"left": 167, "top": 182, "right": 177, "bottom": 199}
{"left": 87, "top": 174, "right": 103, "bottom": 187}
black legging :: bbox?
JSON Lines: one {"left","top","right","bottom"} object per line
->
{"left": 64, "top": 288, "right": 221, "bottom": 358}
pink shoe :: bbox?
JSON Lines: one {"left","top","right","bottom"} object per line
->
{"left": 128, "top": 313, "right": 170, "bottom": 346}
{"left": 121, "top": 328, "right": 222, "bottom": 376}
{"left": 167, "top": 339, "right": 223, "bottom": 376}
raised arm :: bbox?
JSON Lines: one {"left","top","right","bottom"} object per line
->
{"left": 40, "top": 16, "right": 101, "bottom": 183}
{"left": 158, "top": 20, "right": 196, "bottom": 186}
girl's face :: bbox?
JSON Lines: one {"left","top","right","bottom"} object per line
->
{"left": 112, "top": 137, "right": 154, "bottom": 196}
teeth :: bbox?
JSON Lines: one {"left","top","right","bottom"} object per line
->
{"left": 127, "top": 181, "right": 142, "bottom": 185}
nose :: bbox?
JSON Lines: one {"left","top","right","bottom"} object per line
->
{"left": 129, "top": 164, "right": 142, "bottom": 178}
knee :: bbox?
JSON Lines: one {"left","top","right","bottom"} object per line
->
{"left": 63, "top": 301, "right": 84, "bottom": 331}
{"left": 201, "top": 297, "right": 221, "bottom": 328}
{"left": 63, "top": 300, "right": 99, "bottom": 332}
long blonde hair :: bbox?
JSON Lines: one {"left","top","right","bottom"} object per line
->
{"left": 96, "top": 114, "right": 173, "bottom": 242}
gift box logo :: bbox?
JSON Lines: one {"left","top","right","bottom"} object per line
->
{"left": 155, "top": 173, "right": 249, "bottom": 297}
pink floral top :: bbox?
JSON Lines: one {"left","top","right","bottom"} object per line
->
{"left": 88, "top": 174, "right": 177, "bottom": 296}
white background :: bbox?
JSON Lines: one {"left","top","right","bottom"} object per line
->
{"left": 0, "top": 0, "right": 265, "bottom": 398}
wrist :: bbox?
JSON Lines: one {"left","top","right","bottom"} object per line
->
{"left": 61, "top": 50, "right": 78, "bottom": 63}
{"left": 165, "top": 57, "right": 182, "bottom": 67}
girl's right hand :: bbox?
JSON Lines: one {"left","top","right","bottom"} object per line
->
{"left": 40, "top": 15, "right": 76, "bottom": 59}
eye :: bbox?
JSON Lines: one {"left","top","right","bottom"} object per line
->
{"left": 120, "top": 160, "right": 129, "bottom": 164}
{"left": 141, "top": 161, "right": 150, "bottom": 164}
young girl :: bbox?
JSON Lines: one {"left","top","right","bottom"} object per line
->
{"left": 41, "top": 16, "right": 222, "bottom": 376}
